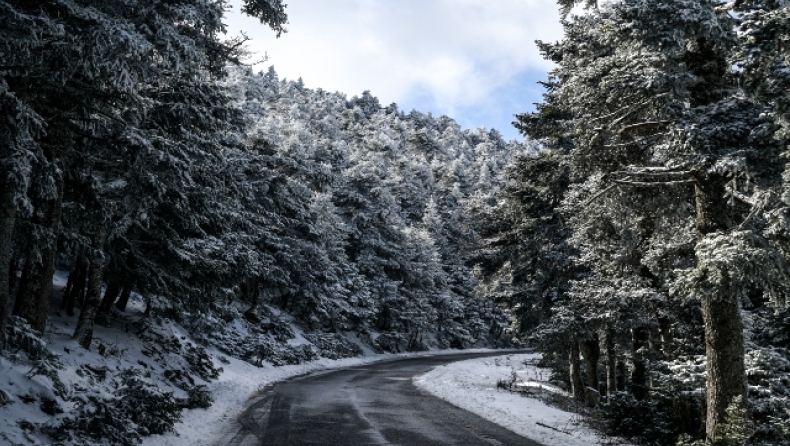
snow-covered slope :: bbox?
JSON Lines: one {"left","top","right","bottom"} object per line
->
{"left": 414, "top": 353, "right": 612, "bottom": 446}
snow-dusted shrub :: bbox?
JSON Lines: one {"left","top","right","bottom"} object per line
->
{"left": 304, "top": 332, "right": 363, "bottom": 359}
{"left": 4, "top": 316, "right": 67, "bottom": 398}
{"left": 373, "top": 332, "right": 406, "bottom": 353}
{"left": 183, "top": 341, "right": 222, "bottom": 380}
{"left": 44, "top": 368, "right": 184, "bottom": 445}
{"left": 743, "top": 347, "right": 790, "bottom": 444}
{"left": 44, "top": 394, "right": 141, "bottom": 446}
{"left": 5, "top": 316, "right": 59, "bottom": 363}
{"left": 599, "top": 358, "right": 706, "bottom": 445}
{"left": 436, "top": 324, "right": 474, "bottom": 349}
{"left": 600, "top": 390, "right": 703, "bottom": 446}
{"left": 116, "top": 369, "right": 182, "bottom": 435}
{"left": 258, "top": 342, "right": 319, "bottom": 366}
{"left": 183, "top": 384, "right": 212, "bottom": 409}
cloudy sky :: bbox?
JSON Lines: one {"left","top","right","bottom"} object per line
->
{"left": 224, "top": 1, "right": 564, "bottom": 141}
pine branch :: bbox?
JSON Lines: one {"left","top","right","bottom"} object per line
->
{"left": 602, "top": 133, "right": 667, "bottom": 149}
{"left": 580, "top": 183, "right": 620, "bottom": 208}
{"left": 613, "top": 170, "right": 693, "bottom": 179}
{"left": 614, "top": 179, "right": 695, "bottom": 187}
{"left": 737, "top": 200, "right": 764, "bottom": 230}
{"left": 618, "top": 121, "right": 671, "bottom": 135}
{"left": 727, "top": 189, "right": 757, "bottom": 207}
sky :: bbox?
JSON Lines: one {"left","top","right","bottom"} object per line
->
{"left": 224, "top": 1, "right": 564, "bottom": 142}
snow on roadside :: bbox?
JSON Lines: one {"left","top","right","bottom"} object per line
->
{"left": 142, "top": 348, "right": 510, "bottom": 446}
{"left": 414, "top": 353, "right": 608, "bottom": 446}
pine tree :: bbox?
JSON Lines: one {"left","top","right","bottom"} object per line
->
{"left": 517, "top": 0, "right": 788, "bottom": 439}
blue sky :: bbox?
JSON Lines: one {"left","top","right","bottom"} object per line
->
{"left": 224, "top": 1, "right": 563, "bottom": 141}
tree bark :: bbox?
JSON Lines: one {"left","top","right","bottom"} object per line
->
{"left": 580, "top": 334, "right": 601, "bottom": 391}
{"left": 695, "top": 176, "right": 747, "bottom": 441}
{"left": 604, "top": 327, "right": 617, "bottom": 398}
{"left": 7, "top": 257, "right": 20, "bottom": 308}
{"left": 12, "top": 259, "right": 33, "bottom": 316}
{"left": 569, "top": 337, "right": 585, "bottom": 401}
{"left": 98, "top": 281, "right": 121, "bottom": 313}
{"left": 61, "top": 259, "right": 86, "bottom": 316}
{"left": 631, "top": 325, "right": 649, "bottom": 400}
{"left": 115, "top": 284, "right": 133, "bottom": 312}
{"left": 658, "top": 316, "right": 673, "bottom": 355}
{"left": 0, "top": 177, "right": 17, "bottom": 347}
{"left": 702, "top": 296, "right": 746, "bottom": 441}
{"left": 616, "top": 360, "right": 627, "bottom": 391}
{"left": 73, "top": 229, "right": 107, "bottom": 349}
{"left": 14, "top": 173, "right": 63, "bottom": 332}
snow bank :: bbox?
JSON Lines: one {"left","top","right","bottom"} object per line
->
{"left": 414, "top": 353, "right": 608, "bottom": 446}
{"left": 143, "top": 348, "right": 507, "bottom": 446}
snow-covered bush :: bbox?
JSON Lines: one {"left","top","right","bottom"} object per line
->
{"left": 116, "top": 369, "right": 182, "bottom": 436}
{"left": 373, "top": 332, "right": 407, "bottom": 353}
{"left": 600, "top": 390, "right": 703, "bottom": 445}
{"left": 44, "top": 394, "right": 142, "bottom": 446}
{"left": 44, "top": 368, "right": 183, "bottom": 445}
{"left": 304, "top": 332, "right": 363, "bottom": 359}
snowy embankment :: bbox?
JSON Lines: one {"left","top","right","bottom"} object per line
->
{"left": 414, "top": 353, "right": 609, "bottom": 446}
{"left": 0, "top": 269, "right": 513, "bottom": 446}
{"left": 142, "top": 348, "right": 507, "bottom": 446}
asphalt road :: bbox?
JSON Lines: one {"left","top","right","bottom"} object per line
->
{"left": 217, "top": 351, "right": 542, "bottom": 446}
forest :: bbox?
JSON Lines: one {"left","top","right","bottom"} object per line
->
{"left": 475, "top": 0, "right": 790, "bottom": 444}
{"left": 1, "top": 0, "right": 789, "bottom": 445}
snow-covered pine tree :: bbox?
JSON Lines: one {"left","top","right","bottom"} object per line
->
{"left": 0, "top": 0, "right": 289, "bottom": 348}
{"left": 522, "top": 0, "right": 788, "bottom": 439}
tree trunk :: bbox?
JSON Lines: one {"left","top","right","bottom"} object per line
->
{"left": 0, "top": 178, "right": 16, "bottom": 347}
{"left": 631, "top": 325, "right": 649, "bottom": 400}
{"left": 14, "top": 173, "right": 63, "bottom": 332}
{"left": 73, "top": 229, "right": 107, "bottom": 349}
{"left": 76, "top": 264, "right": 88, "bottom": 307}
{"left": 242, "top": 276, "right": 261, "bottom": 314}
{"left": 702, "top": 296, "right": 746, "bottom": 441}
{"left": 99, "top": 281, "right": 121, "bottom": 313}
{"left": 658, "top": 316, "right": 673, "bottom": 355}
{"left": 695, "top": 177, "right": 747, "bottom": 441}
{"left": 61, "top": 259, "right": 86, "bottom": 316}
{"left": 569, "top": 337, "right": 585, "bottom": 402}
{"left": 616, "top": 360, "right": 627, "bottom": 391}
{"left": 115, "top": 284, "right": 133, "bottom": 312}
{"left": 7, "top": 257, "right": 20, "bottom": 308}
{"left": 12, "top": 259, "right": 33, "bottom": 316}
{"left": 580, "top": 334, "right": 601, "bottom": 391}
{"left": 604, "top": 327, "right": 617, "bottom": 398}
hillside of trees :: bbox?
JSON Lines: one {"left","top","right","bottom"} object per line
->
{"left": 0, "top": 1, "right": 541, "bottom": 442}
{"left": 476, "top": 0, "right": 790, "bottom": 445}
{"left": 3, "top": 0, "right": 790, "bottom": 445}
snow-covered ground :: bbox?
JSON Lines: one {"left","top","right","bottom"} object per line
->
{"left": 414, "top": 353, "right": 610, "bottom": 446}
{"left": 142, "top": 348, "right": 507, "bottom": 446}
{"left": 1, "top": 269, "right": 529, "bottom": 446}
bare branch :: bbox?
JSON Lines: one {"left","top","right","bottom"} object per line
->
{"left": 580, "top": 183, "right": 620, "bottom": 208}
{"left": 614, "top": 179, "right": 695, "bottom": 187}
{"left": 602, "top": 133, "right": 667, "bottom": 149}
{"left": 618, "top": 121, "right": 671, "bottom": 135}
{"left": 728, "top": 189, "right": 757, "bottom": 206}
{"left": 623, "top": 166, "right": 685, "bottom": 172}
{"left": 613, "top": 170, "right": 693, "bottom": 179}
{"left": 737, "top": 200, "right": 764, "bottom": 230}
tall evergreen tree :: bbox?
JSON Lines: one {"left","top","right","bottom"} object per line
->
{"left": 513, "top": 0, "right": 788, "bottom": 439}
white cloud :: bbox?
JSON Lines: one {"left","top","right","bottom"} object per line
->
{"left": 224, "top": 0, "right": 563, "bottom": 138}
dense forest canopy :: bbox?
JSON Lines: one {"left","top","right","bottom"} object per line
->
{"left": 475, "top": 0, "right": 790, "bottom": 444}
{"left": 1, "top": 0, "right": 790, "bottom": 445}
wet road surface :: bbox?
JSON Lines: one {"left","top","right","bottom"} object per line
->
{"left": 217, "top": 351, "right": 542, "bottom": 446}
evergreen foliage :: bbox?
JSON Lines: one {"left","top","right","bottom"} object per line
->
{"left": 477, "top": 0, "right": 790, "bottom": 444}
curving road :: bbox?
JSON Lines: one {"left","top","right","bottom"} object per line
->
{"left": 217, "top": 352, "right": 541, "bottom": 446}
